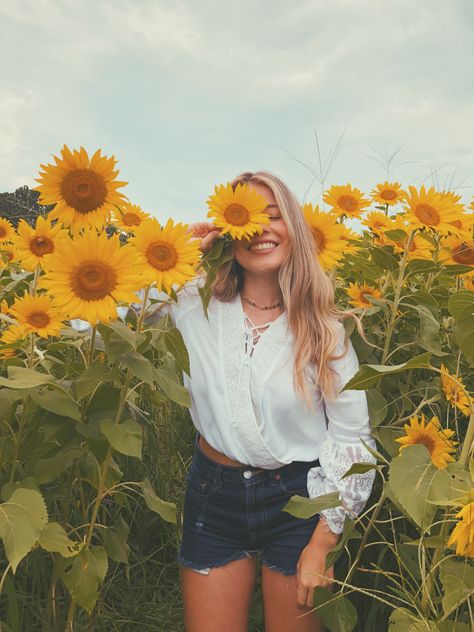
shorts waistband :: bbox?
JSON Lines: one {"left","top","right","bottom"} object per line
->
{"left": 193, "top": 432, "right": 320, "bottom": 485}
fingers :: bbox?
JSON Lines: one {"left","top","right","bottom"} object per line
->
{"left": 200, "top": 230, "right": 221, "bottom": 253}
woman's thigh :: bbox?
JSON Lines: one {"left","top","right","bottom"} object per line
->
{"left": 181, "top": 556, "right": 257, "bottom": 632}
{"left": 261, "top": 565, "right": 325, "bottom": 632}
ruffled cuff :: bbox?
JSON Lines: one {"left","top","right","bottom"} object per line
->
{"left": 307, "top": 435, "right": 377, "bottom": 534}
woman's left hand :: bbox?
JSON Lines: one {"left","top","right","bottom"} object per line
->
{"left": 296, "top": 541, "right": 334, "bottom": 608}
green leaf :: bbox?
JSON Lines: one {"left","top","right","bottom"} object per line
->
{"left": 439, "top": 559, "right": 474, "bottom": 617}
{"left": 283, "top": 492, "right": 341, "bottom": 519}
{"left": 411, "top": 304, "right": 444, "bottom": 355}
{"left": 161, "top": 327, "right": 191, "bottom": 376}
{"left": 154, "top": 366, "right": 191, "bottom": 407}
{"left": 99, "top": 418, "right": 142, "bottom": 458}
{"left": 34, "top": 441, "right": 85, "bottom": 484}
{"left": 339, "top": 462, "right": 379, "bottom": 479}
{"left": 343, "top": 353, "right": 432, "bottom": 390}
{"left": 74, "top": 362, "right": 120, "bottom": 401}
{"left": 0, "top": 367, "right": 53, "bottom": 390}
{"left": 368, "top": 245, "right": 399, "bottom": 271}
{"left": 119, "top": 351, "right": 154, "bottom": 385}
{"left": 30, "top": 386, "right": 81, "bottom": 421}
{"left": 388, "top": 444, "right": 454, "bottom": 530}
{"left": 406, "top": 260, "right": 438, "bottom": 276}
{"left": 102, "top": 515, "right": 130, "bottom": 564}
{"left": 39, "top": 522, "right": 83, "bottom": 558}
{"left": 141, "top": 478, "right": 176, "bottom": 524}
{"left": 384, "top": 229, "right": 408, "bottom": 242}
{"left": 388, "top": 608, "right": 437, "bottom": 631}
{"left": 437, "top": 622, "right": 471, "bottom": 632}
{"left": 0, "top": 488, "right": 48, "bottom": 572}
{"left": 58, "top": 546, "right": 108, "bottom": 614}
{"left": 367, "top": 388, "right": 388, "bottom": 428}
{"left": 77, "top": 450, "right": 123, "bottom": 490}
{"left": 97, "top": 323, "right": 134, "bottom": 361}
{"left": 312, "top": 587, "right": 357, "bottom": 632}
{"left": 448, "top": 291, "right": 474, "bottom": 366}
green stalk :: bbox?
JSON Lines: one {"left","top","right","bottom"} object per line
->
{"left": 381, "top": 230, "right": 415, "bottom": 365}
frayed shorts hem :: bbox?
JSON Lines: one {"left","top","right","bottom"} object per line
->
{"left": 177, "top": 549, "right": 259, "bottom": 575}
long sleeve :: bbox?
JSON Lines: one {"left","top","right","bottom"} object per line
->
{"left": 307, "top": 323, "right": 377, "bottom": 534}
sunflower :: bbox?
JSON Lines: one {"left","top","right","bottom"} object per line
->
{"left": 447, "top": 211, "right": 474, "bottom": 239}
{"left": 207, "top": 182, "right": 270, "bottom": 240}
{"left": 113, "top": 203, "right": 151, "bottom": 233}
{"left": 440, "top": 363, "right": 473, "bottom": 417}
{"left": 40, "top": 229, "right": 144, "bottom": 324}
{"left": 438, "top": 236, "right": 474, "bottom": 268}
{"left": 13, "top": 215, "right": 68, "bottom": 271}
{"left": 302, "top": 204, "right": 347, "bottom": 270}
{"left": 462, "top": 270, "right": 474, "bottom": 291}
{"left": 0, "top": 217, "right": 15, "bottom": 244}
{"left": 131, "top": 218, "right": 201, "bottom": 292}
{"left": 0, "top": 324, "right": 29, "bottom": 358}
{"left": 363, "top": 211, "right": 392, "bottom": 237}
{"left": 0, "top": 245, "right": 15, "bottom": 265}
{"left": 447, "top": 499, "right": 474, "bottom": 558}
{"left": 395, "top": 413, "right": 457, "bottom": 469}
{"left": 323, "top": 184, "right": 371, "bottom": 219}
{"left": 338, "top": 225, "right": 363, "bottom": 256}
{"left": 403, "top": 186, "right": 465, "bottom": 235}
{"left": 371, "top": 182, "right": 407, "bottom": 206}
{"left": 346, "top": 282, "right": 382, "bottom": 308}
{"left": 9, "top": 293, "right": 67, "bottom": 338}
{"left": 35, "top": 145, "right": 127, "bottom": 233}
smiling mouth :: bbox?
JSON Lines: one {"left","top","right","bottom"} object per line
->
{"left": 247, "top": 241, "right": 279, "bottom": 252}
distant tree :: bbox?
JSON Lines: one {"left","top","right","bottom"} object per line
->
{"left": 0, "top": 186, "right": 54, "bottom": 226}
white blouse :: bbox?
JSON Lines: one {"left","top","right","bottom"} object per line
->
{"left": 140, "top": 277, "right": 377, "bottom": 535}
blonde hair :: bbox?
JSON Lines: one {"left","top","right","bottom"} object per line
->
{"left": 211, "top": 170, "right": 364, "bottom": 410}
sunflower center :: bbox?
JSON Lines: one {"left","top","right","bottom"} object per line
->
{"left": 122, "top": 212, "right": 141, "bottom": 227}
{"left": 337, "top": 195, "right": 358, "bottom": 213}
{"left": 71, "top": 260, "right": 118, "bottom": 300}
{"left": 146, "top": 241, "right": 178, "bottom": 271}
{"left": 380, "top": 189, "right": 397, "bottom": 201}
{"left": 415, "top": 204, "right": 440, "bottom": 226}
{"left": 452, "top": 243, "right": 474, "bottom": 265}
{"left": 311, "top": 228, "right": 326, "bottom": 252}
{"left": 0, "top": 227, "right": 7, "bottom": 239}
{"left": 416, "top": 435, "right": 435, "bottom": 454}
{"left": 28, "top": 311, "right": 50, "bottom": 329}
{"left": 60, "top": 169, "right": 107, "bottom": 214}
{"left": 30, "top": 236, "right": 54, "bottom": 256}
{"left": 224, "top": 204, "right": 250, "bottom": 226}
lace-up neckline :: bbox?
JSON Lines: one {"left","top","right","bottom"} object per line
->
{"left": 241, "top": 308, "right": 285, "bottom": 359}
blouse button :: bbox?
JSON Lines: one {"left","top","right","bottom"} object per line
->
{"left": 243, "top": 470, "right": 253, "bottom": 479}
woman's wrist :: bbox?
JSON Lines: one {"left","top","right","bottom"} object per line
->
{"left": 309, "top": 514, "right": 340, "bottom": 547}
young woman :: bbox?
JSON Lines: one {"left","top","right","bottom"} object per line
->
{"left": 145, "top": 172, "right": 377, "bottom": 632}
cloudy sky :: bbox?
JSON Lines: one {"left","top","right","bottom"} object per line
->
{"left": 1, "top": 0, "right": 473, "bottom": 226}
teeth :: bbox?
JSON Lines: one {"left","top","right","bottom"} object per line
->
{"left": 249, "top": 242, "right": 277, "bottom": 251}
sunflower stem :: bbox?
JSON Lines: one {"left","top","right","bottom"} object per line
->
{"left": 381, "top": 230, "right": 416, "bottom": 364}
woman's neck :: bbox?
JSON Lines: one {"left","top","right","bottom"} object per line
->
{"left": 240, "top": 273, "right": 283, "bottom": 307}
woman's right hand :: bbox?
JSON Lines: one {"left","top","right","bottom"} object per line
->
{"left": 187, "top": 222, "right": 223, "bottom": 253}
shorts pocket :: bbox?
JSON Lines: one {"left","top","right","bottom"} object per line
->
{"left": 187, "top": 462, "right": 219, "bottom": 497}
{"left": 277, "top": 467, "right": 310, "bottom": 497}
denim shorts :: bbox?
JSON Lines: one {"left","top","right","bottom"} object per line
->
{"left": 177, "top": 432, "right": 321, "bottom": 576}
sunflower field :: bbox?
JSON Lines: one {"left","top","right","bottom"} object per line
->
{"left": 0, "top": 146, "right": 473, "bottom": 631}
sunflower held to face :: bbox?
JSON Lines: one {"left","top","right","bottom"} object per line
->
{"left": 0, "top": 217, "right": 15, "bottom": 244}
{"left": 113, "top": 203, "right": 151, "bottom": 233}
{"left": 13, "top": 215, "right": 68, "bottom": 271}
{"left": 323, "top": 184, "right": 371, "bottom": 219}
{"left": 131, "top": 218, "right": 201, "bottom": 293}
{"left": 35, "top": 145, "right": 128, "bottom": 233}
{"left": 440, "top": 363, "right": 473, "bottom": 417}
{"left": 40, "top": 229, "right": 144, "bottom": 324}
{"left": 302, "top": 203, "right": 348, "bottom": 270}
{"left": 207, "top": 182, "right": 270, "bottom": 240}
{"left": 9, "top": 294, "right": 66, "bottom": 338}
{"left": 447, "top": 499, "right": 474, "bottom": 558}
{"left": 403, "top": 186, "right": 465, "bottom": 235}
{"left": 395, "top": 413, "right": 457, "bottom": 469}
{"left": 346, "top": 282, "right": 382, "bottom": 308}
{"left": 370, "top": 182, "right": 407, "bottom": 206}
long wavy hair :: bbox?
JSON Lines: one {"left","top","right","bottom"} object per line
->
{"left": 211, "top": 171, "right": 364, "bottom": 410}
